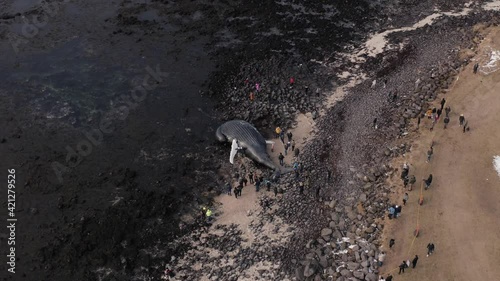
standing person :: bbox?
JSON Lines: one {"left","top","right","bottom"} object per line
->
{"left": 408, "top": 175, "right": 416, "bottom": 191}
{"left": 242, "top": 176, "right": 248, "bottom": 186}
{"left": 291, "top": 140, "right": 296, "bottom": 151}
{"left": 386, "top": 275, "right": 393, "bottom": 281}
{"left": 427, "top": 146, "right": 433, "bottom": 162}
{"left": 412, "top": 255, "right": 419, "bottom": 268}
{"left": 399, "top": 261, "right": 406, "bottom": 274}
{"left": 164, "top": 267, "right": 176, "bottom": 280}
{"left": 200, "top": 207, "right": 206, "bottom": 221}
{"left": 463, "top": 121, "right": 468, "bottom": 133}
{"left": 444, "top": 115, "right": 450, "bottom": 129}
{"left": 403, "top": 176, "right": 409, "bottom": 188}
{"left": 278, "top": 153, "right": 285, "bottom": 166}
{"left": 287, "top": 131, "right": 293, "bottom": 142}
{"left": 275, "top": 126, "right": 282, "bottom": 138}
{"left": 395, "top": 205, "right": 402, "bottom": 217}
{"left": 205, "top": 208, "right": 213, "bottom": 223}
{"left": 389, "top": 239, "right": 395, "bottom": 248}
{"left": 401, "top": 163, "right": 409, "bottom": 180}
{"left": 417, "top": 115, "right": 421, "bottom": 129}
{"left": 437, "top": 108, "right": 442, "bottom": 120}
{"left": 279, "top": 131, "right": 285, "bottom": 144}
{"left": 459, "top": 114, "right": 465, "bottom": 126}
{"left": 473, "top": 62, "right": 479, "bottom": 74}
{"left": 249, "top": 172, "right": 254, "bottom": 184}
{"left": 440, "top": 98, "right": 446, "bottom": 111}
{"left": 445, "top": 106, "right": 451, "bottom": 117}
{"left": 255, "top": 179, "right": 261, "bottom": 192}
{"left": 234, "top": 186, "right": 239, "bottom": 198}
{"left": 273, "top": 185, "right": 278, "bottom": 197}
{"left": 427, "top": 243, "right": 435, "bottom": 256}
{"left": 388, "top": 206, "right": 395, "bottom": 219}
{"left": 424, "top": 174, "right": 433, "bottom": 190}
{"left": 403, "top": 193, "right": 409, "bottom": 205}
{"left": 299, "top": 181, "right": 304, "bottom": 194}
{"left": 226, "top": 182, "right": 232, "bottom": 195}
{"left": 378, "top": 251, "right": 386, "bottom": 266}
{"left": 426, "top": 108, "right": 433, "bottom": 119}
{"left": 284, "top": 142, "right": 289, "bottom": 155}
{"left": 266, "top": 179, "right": 271, "bottom": 192}
{"left": 373, "top": 118, "right": 378, "bottom": 129}
{"left": 294, "top": 148, "right": 300, "bottom": 157}
{"left": 327, "top": 169, "right": 332, "bottom": 182}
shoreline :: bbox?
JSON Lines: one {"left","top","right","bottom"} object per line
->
{"left": 165, "top": 6, "right": 500, "bottom": 281}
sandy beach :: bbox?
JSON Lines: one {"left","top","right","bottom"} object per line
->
{"left": 380, "top": 26, "right": 500, "bottom": 280}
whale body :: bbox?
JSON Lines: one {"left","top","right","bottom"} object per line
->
{"left": 216, "top": 120, "right": 277, "bottom": 170}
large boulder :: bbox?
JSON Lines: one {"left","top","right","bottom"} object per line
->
{"left": 340, "top": 269, "right": 353, "bottom": 277}
{"left": 321, "top": 228, "right": 333, "bottom": 237}
{"left": 353, "top": 271, "right": 365, "bottom": 279}
{"left": 303, "top": 261, "right": 318, "bottom": 278}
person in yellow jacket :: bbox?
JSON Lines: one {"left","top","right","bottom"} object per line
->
{"left": 203, "top": 207, "right": 213, "bottom": 222}
{"left": 275, "top": 126, "right": 281, "bottom": 138}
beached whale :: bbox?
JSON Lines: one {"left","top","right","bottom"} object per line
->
{"left": 216, "top": 120, "right": 277, "bottom": 170}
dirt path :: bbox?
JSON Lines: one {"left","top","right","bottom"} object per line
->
{"left": 381, "top": 26, "right": 500, "bottom": 280}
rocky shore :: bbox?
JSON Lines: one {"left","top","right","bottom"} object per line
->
{"left": 165, "top": 7, "right": 500, "bottom": 281}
